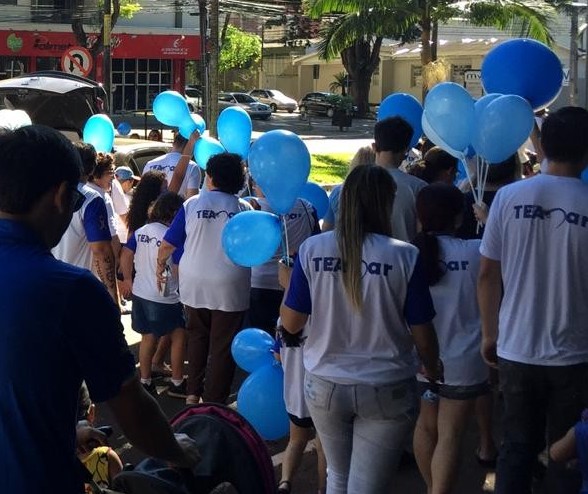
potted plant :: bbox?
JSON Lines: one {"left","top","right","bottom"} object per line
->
{"left": 327, "top": 94, "right": 354, "bottom": 131}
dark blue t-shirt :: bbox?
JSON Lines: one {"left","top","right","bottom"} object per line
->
{"left": 0, "top": 219, "right": 135, "bottom": 494}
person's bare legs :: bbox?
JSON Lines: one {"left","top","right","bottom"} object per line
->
{"left": 315, "top": 433, "right": 327, "bottom": 494}
{"left": 152, "top": 335, "right": 171, "bottom": 373}
{"left": 475, "top": 392, "right": 498, "bottom": 461}
{"left": 169, "top": 327, "right": 186, "bottom": 382}
{"left": 279, "top": 422, "right": 313, "bottom": 490}
{"left": 139, "top": 334, "right": 158, "bottom": 380}
{"left": 414, "top": 399, "right": 439, "bottom": 494}
{"left": 430, "top": 398, "right": 474, "bottom": 494}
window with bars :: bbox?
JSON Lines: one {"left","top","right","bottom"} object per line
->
{"left": 112, "top": 59, "right": 172, "bottom": 112}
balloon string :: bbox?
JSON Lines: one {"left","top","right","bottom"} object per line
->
{"left": 282, "top": 215, "right": 290, "bottom": 261}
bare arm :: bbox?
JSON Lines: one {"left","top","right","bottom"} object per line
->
{"left": 107, "top": 377, "right": 198, "bottom": 466}
{"left": 169, "top": 130, "right": 200, "bottom": 194}
{"left": 118, "top": 247, "right": 134, "bottom": 299}
{"left": 411, "top": 322, "right": 443, "bottom": 382}
{"left": 90, "top": 240, "right": 119, "bottom": 303}
{"left": 529, "top": 120, "right": 544, "bottom": 165}
{"left": 477, "top": 256, "right": 502, "bottom": 368}
{"left": 156, "top": 239, "right": 177, "bottom": 290}
{"left": 550, "top": 427, "right": 577, "bottom": 463}
{"left": 280, "top": 304, "right": 308, "bottom": 334}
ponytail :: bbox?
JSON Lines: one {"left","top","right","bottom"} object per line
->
{"left": 413, "top": 232, "right": 443, "bottom": 286}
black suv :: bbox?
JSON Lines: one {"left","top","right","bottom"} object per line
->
{"left": 0, "top": 70, "right": 107, "bottom": 139}
{"left": 298, "top": 91, "right": 339, "bottom": 117}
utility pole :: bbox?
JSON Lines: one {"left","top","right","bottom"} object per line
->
{"left": 570, "top": 6, "right": 579, "bottom": 106}
{"left": 198, "top": 0, "right": 209, "bottom": 124}
{"left": 208, "top": 0, "right": 219, "bottom": 137}
{"left": 103, "top": 0, "right": 112, "bottom": 111}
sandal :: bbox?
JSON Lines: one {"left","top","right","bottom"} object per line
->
{"left": 277, "top": 480, "right": 291, "bottom": 493}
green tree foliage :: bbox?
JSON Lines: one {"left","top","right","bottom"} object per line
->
{"left": 219, "top": 25, "right": 262, "bottom": 73}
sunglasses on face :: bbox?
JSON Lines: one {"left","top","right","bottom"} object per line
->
{"left": 70, "top": 186, "right": 86, "bottom": 212}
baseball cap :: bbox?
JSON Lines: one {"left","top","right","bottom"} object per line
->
{"left": 115, "top": 166, "right": 140, "bottom": 181}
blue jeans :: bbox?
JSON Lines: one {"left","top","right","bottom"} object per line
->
{"left": 304, "top": 373, "right": 417, "bottom": 494}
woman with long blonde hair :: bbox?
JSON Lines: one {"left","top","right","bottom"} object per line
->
{"left": 280, "top": 165, "right": 442, "bottom": 494}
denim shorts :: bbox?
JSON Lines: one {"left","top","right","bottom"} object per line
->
{"left": 418, "top": 380, "right": 490, "bottom": 401}
{"left": 131, "top": 295, "right": 185, "bottom": 337}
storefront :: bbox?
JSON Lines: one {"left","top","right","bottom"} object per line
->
{"left": 0, "top": 29, "right": 201, "bottom": 112}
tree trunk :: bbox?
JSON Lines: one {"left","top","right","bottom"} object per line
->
{"left": 340, "top": 36, "right": 382, "bottom": 117}
{"left": 209, "top": 0, "right": 220, "bottom": 137}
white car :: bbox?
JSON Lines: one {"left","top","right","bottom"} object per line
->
{"left": 219, "top": 92, "right": 272, "bottom": 120}
{"left": 249, "top": 89, "right": 298, "bottom": 113}
{"left": 184, "top": 86, "right": 202, "bottom": 112}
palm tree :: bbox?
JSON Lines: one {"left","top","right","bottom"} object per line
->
{"left": 329, "top": 71, "right": 350, "bottom": 95}
{"left": 307, "top": 0, "right": 555, "bottom": 113}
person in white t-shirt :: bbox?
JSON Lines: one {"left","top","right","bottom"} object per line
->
{"left": 112, "top": 166, "right": 139, "bottom": 244}
{"left": 157, "top": 153, "right": 252, "bottom": 405}
{"left": 411, "top": 183, "right": 491, "bottom": 494}
{"left": 374, "top": 117, "right": 427, "bottom": 242}
{"left": 244, "top": 185, "right": 320, "bottom": 334}
{"left": 280, "top": 165, "right": 442, "bottom": 494}
{"left": 119, "top": 192, "right": 187, "bottom": 399}
{"left": 52, "top": 142, "right": 118, "bottom": 303}
{"left": 142, "top": 132, "right": 201, "bottom": 199}
{"left": 479, "top": 106, "right": 588, "bottom": 494}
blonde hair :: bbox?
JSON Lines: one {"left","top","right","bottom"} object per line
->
{"left": 349, "top": 145, "right": 376, "bottom": 169}
{"left": 336, "top": 165, "right": 396, "bottom": 310}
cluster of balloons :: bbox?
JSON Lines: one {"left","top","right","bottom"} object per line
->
{"left": 152, "top": 91, "right": 254, "bottom": 169}
{"left": 83, "top": 114, "right": 115, "bottom": 153}
{"left": 422, "top": 39, "right": 562, "bottom": 165}
{"left": 232, "top": 329, "right": 289, "bottom": 440}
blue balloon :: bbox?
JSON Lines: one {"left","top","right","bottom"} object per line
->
{"left": 421, "top": 112, "right": 463, "bottom": 160}
{"left": 194, "top": 136, "right": 226, "bottom": 170}
{"left": 455, "top": 159, "right": 468, "bottom": 185}
{"left": 474, "top": 95, "right": 534, "bottom": 164}
{"left": 237, "top": 363, "right": 289, "bottom": 440}
{"left": 83, "top": 114, "right": 115, "bottom": 153}
{"left": 423, "top": 82, "right": 474, "bottom": 155}
{"left": 378, "top": 93, "right": 423, "bottom": 148}
{"left": 222, "top": 210, "right": 282, "bottom": 267}
{"left": 153, "top": 91, "right": 190, "bottom": 127}
{"left": 116, "top": 121, "right": 132, "bottom": 136}
{"left": 482, "top": 39, "right": 563, "bottom": 110}
{"left": 231, "top": 328, "right": 276, "bottom": 373}
{"left": 471, "top": 94, "right": 502, "bottom": 155}
{"left": 300, "top": 182, "right": 329, "bottom": 219}
{"left": 218, "top": 107, "right": 253, "bottom": 159}
{"left": 581, "top": 167, "right": 588, "bottom": 184}
{"left": 248, "top": 130, "right": 311, "bottom": 215}
{"left": 179, "top": 113, "right": 206, "bottom": 139}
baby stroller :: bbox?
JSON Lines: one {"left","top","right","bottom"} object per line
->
{"left": 109, "top": 403, "right": 276, "bottom": 494}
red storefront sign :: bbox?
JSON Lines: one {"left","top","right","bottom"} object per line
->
{"left": 0, "top": 30, "right": 200, "bottom": 59}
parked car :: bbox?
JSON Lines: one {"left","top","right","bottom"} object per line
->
{"left": 298, "top": 92, "right": 340, "bottom": 118}
{"left": 249, "top": 89, "right": 298, "bottom": 113}
{"left": 219, "top": 92, "right": 272, "bottom": 120}
{"left": 184, "top": 86, "right": 202, "bottom": 112}
{"left": 113, "top": 139, "right": 172, "bottom": 175}
{"left": 0, "top": 70, "right": 107, "bottom": 139}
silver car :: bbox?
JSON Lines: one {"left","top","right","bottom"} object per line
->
{"left": 219, "top": 92, "right": 272, "bottom": 120}
{"left": 249, "top": 89, "right": 298, "bottom": 113}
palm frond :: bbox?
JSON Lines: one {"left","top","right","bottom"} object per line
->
{"left": 306, "top": 0, "right": 419, "bottom": 19}
{"left": 464, "top": 1, "right": 555, "bottom": 45}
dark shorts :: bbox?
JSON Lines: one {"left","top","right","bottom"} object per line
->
{"left": 131, "top": 295, "right": 185, "bottom": 337}
{"left": 288, "top": 413, "right": 314, "bottom": 429}
{"left": 418, "top": 380, "right": 490, "bottom": 401}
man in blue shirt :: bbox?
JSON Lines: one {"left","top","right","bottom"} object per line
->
{"left": 0, "top": 125, "right": 199, "bottom": 493}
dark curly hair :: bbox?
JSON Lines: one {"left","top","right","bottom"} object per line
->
{"left": 126, "top": 170, "right": 167, "bottom": 235}
{"left": 89, "top": 152, "right": 114, "bottom": 182}
{"left": 206, "top": 153, "right": 245, "bottom": 195}
{"left": 148, "top": 192, "right": 184, "bottom": 226}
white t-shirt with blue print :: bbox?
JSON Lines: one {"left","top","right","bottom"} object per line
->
{"left": 125, "top": 222, "right": 180, "bottom": 304}
{"left": 52, "top": 183, "right": 111, "bottom": 270}
{"left": 285, "top": 231, "right": 435, "bottom": 385}
{"left": 480, "top": 174, "right": 588, "bottom": 366}
{"left": 164, "top": 190, "right": 252, "bottom": 311}
{"left": 143, "top": 151, "right": 201, "bottom": 198}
